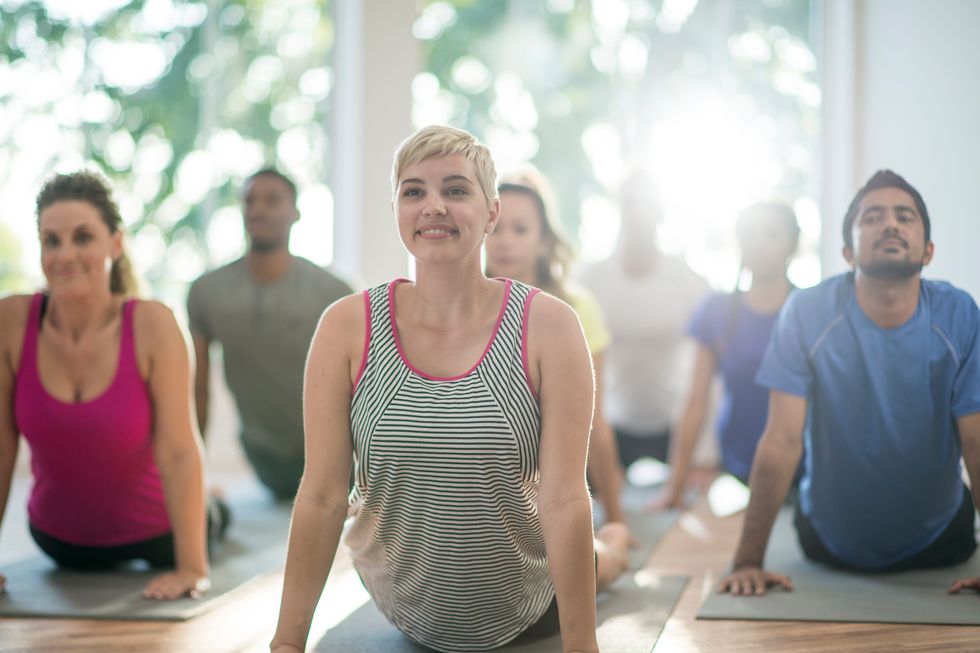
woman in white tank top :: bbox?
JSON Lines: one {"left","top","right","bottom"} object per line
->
{"left": 271, "top": 126, "right": 629, "bottom": 653}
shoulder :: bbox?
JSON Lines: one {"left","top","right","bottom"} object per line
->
{"left": 132, "top": 299, "right": 182, "bottom": 337}
{"left": 924, "top": 279, "right": 979, "bottom": 329}
{"left": 189, "top": 259, "right": 244, "bottom": 294}
{"left": 0, "top": 294, "right": 34, "bottom": 362}
{"left": 526, "top": 290, "right": 583, "bottom": 340}
{"left": 784, "top": 274, "right": 849, "bottom": 318}
{"left": 0, "top": 294, "right": 33, "bottom": 329}
{"left": 295, "top": 258, "right": 355, "bottom": 292}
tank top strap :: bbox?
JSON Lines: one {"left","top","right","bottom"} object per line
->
{"left": 118, "top": 298, "right": 140, "bottom": 378}
{"left": 18, "top": 294, "right": 45, "bottom": 383}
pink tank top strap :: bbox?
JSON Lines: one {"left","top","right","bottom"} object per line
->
{"left": 119, "top": 298, "right": 139, "bottom": 376}
{"left": 18, "top": 294, "right": 45, "bottom": 384}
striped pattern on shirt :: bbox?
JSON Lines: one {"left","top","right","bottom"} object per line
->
{"left": 344, "top": 278, "right": 553, "bottom": 652}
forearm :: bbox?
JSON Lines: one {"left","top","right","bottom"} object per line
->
{"left": 732, "top": 433, "right": 801, "bottom": 569}
{"left": 586, "top": 417, "right": 625, "bottom": 523}
{"left": 666, "top": 400, "right": 707, "bottom": 493}
{"left": 271, "top": 494, "right": 349, "bottom": 650}
{"left": 193, "top": 385, "right": 209, "bottom": 440}
{"left": 539, "top": 490, "right": 598, "bottom": 653}
{"left": 0, "top": 448, "right": 16, "bottom": 535}
{"left": 158, "top": 450, "right": 208, "bottom": 575}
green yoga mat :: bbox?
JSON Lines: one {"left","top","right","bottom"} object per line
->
{"left": 698, "top": 507, "right": 980, "bottom": 625}
{"left": 0, "top": 489, "right": 291, "bottom": 621}
{"left": 315, "top": 572, "right": 688, "bottom": 652}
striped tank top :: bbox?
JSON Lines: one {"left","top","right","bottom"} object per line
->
{"left": 345, "top": 278, "right": 553, "bottom": 652}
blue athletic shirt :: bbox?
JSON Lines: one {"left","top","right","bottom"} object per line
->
{"left": 756, "top": 273, "right": 980, "bottom": 569}
{"left": 687, "top": 293, "right": 780, "bottom": 482}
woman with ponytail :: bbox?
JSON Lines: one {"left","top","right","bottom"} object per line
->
{"left": 0, "top": 171, "right": 223, "bottom": 599}
{"left": 657, "top": 202, "right": 801, "bottom": 509}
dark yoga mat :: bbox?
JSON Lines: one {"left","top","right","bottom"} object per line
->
{"left": 0, "top": 488, "right": 291, "bottom": 621}
{"left": 698, "top": 507, "right": 980, "bottom": 625}
{"left": 315, "top": 573, "right": 688, "bottom": 652}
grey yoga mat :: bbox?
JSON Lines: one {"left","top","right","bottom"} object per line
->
{"left": 698, "top": 507, "right": 980, "bottom": 625}
{"left": 0, "top": 490, "right": 291, "bottom": 621}
{"left": 315, "top": 573, "right": 688, "bottom": 652}
{"left": 593, "top": 484, "right": 679, "bottom": 570}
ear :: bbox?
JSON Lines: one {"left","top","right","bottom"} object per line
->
{"left": 922, "top": 240, "right": 935, "bottom": 267}
{"left": 291, "top": 206, "right": 301, "bottom": 224}
{"left": 110, "top": 230, "right": 124, "bottom": 262}
{"left": 485, "top": 197, "right": 501, "bottom": 234}
{"left": 842, "top": 244, "right": 855, "bottom": 268}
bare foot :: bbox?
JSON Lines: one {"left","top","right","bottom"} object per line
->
{"left": 595, "top": 522, "right": 631, "bottom": 591}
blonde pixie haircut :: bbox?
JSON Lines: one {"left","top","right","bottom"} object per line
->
{"left": 391, "top": 125, "right": 498, "bottom": 206}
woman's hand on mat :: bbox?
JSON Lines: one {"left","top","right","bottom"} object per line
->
{"left": 717, "top": 566, "right": 793, "bottom": 596}
{"left": 649, "top": 484, "right": 687, "bottom": 511}
{"left": 948, "top": 576, "right": 980, "bottom": 594}
{"left": 142, "top": 569, "right": 211, "bottom": 600}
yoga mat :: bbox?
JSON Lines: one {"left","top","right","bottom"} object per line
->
{"left": 594, "top": 484, "right": 680, "bottom": 570}
{"left": 315, "top": 572, "right": 688, "bottom": 652}
{"left": 698, "top": 507, "right": 980, "bottom": 625}
{"left": 0, "top": 488, "right": 291, "bottom": 621}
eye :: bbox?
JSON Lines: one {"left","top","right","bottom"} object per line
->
{"left": 42, "top": 235, "right": 60, "bottom": 248}
{"left": 74, "top": 231, "right": 94, "bottom": 244}
{"left": 446, "top": 186, "right": 468, "bottom": 197}
{"left": 402, "top": 187, "right": 422, "bottom": 198}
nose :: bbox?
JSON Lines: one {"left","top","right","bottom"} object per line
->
{"left": 422, "top": 194, "right": 447, "bottom": 216}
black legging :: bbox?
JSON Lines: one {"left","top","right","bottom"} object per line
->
{"left": 794, "top": 485, "right": 977, "bottom": 571}
{"left": 30, "top": 496, "right": 231, "bottom": 570}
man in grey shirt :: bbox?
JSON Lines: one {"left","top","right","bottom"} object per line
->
{"left": 188, "top": 169, "right": 352, "bottom": 500}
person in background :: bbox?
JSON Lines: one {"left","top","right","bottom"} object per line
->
{"left": 187, "top": 169, "right": 352, "bottom": 501}
{"left": 719, "top": 170, "right": 980, "bottom": 595}
{"left": 485, "top": 167, "right": 627, "bottom": 525}
{"left": 578, "top": 169, "right": 710, "bottom": 470}
{"left": 658, "top": 202, "right": 800, "bottom": 508}
{"left": 0, "top": 171, "right": 220, "bottom": 599}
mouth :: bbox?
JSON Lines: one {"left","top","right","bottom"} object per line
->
{"left": 875, "top": 237, "right": 907, "bottom": 250}
{"left": 417, "top": 227, "right": 457, "bottom": 239}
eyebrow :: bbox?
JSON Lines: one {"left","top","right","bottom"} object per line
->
{"left": 860, "top": 203, "right": 917, "bottom": 214}
{"left": 399, "top": 175, "right": 475, "bottom": 186}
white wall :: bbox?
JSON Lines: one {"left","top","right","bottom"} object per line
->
{"left": 821, "top": 0, "right": 980, "bottom": 300}
{"left": 332, "top": 0, "right": 420, "bottom": 288}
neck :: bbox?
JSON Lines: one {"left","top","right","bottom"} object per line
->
{"left": 246, "top": 246, "right": 293, "bottom": 283}
{"left": 47, "top": 288, "right": 117, "bottom": 342}
{"left": 618, "top": 237, "right": 660, "bottom": 278}
{"left": 853, "top": 270, "right": 921, "bottom": 328}
{"left": 409, "top": 260, "right": 499, "bottom": 328}
{"left": 743, "top": 273, "right": 792, "bottom": 313}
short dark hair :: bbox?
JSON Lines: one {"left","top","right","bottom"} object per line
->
{"left": 842, "top": 170, "right": 930, "bottom": 249}
{"left": 246, "top": 168, "right": 297, "bottom": 204}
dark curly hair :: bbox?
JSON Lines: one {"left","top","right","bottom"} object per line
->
{"left": 36, "top": 171, "right": 139, "bottom": 296}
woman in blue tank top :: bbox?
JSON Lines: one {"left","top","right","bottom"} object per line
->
{"left": 658, "top": 202, "right": 800, "bottom": 508}
{"left": 271, "top": 126, "right": 630, "bottom": 653}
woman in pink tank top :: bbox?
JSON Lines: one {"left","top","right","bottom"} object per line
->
{"left": 0, "top": 171, "right": 218, "bottom": 600}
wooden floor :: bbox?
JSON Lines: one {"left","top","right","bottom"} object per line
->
{"left": 4, "top": 487, "right": 980, "bottom": 652}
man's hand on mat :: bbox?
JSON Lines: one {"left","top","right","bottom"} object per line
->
{"left": 717, "top": 566, "right": 793, "bottom": 596}
{"left": 948, "top": 577, "right": 980, "bottom": 594}
{"left": 142, "top": 570, "right": 211, "bottom": 600}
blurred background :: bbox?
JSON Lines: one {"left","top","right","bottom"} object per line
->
{"left": 0, "top": 0, "right": 977, "bottom": 305}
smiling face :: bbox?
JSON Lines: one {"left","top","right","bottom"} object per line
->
{"left": 242, "top": 173, "right": 298, "bottom": 252}
{"left": 844, "top": 186, "right": 933, "bottom": 280}
{"left": 38, "top": 200, "right": 121, "bottom": 299}
{"left": 394, "top": 154, "right": 499, "bottom": 267}
{"left": 485, "top": 190, "right": 548, "bottom": 284}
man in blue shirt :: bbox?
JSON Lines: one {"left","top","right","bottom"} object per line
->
{"left": 719, "top": 170, "right": 980, "bottom": 595}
